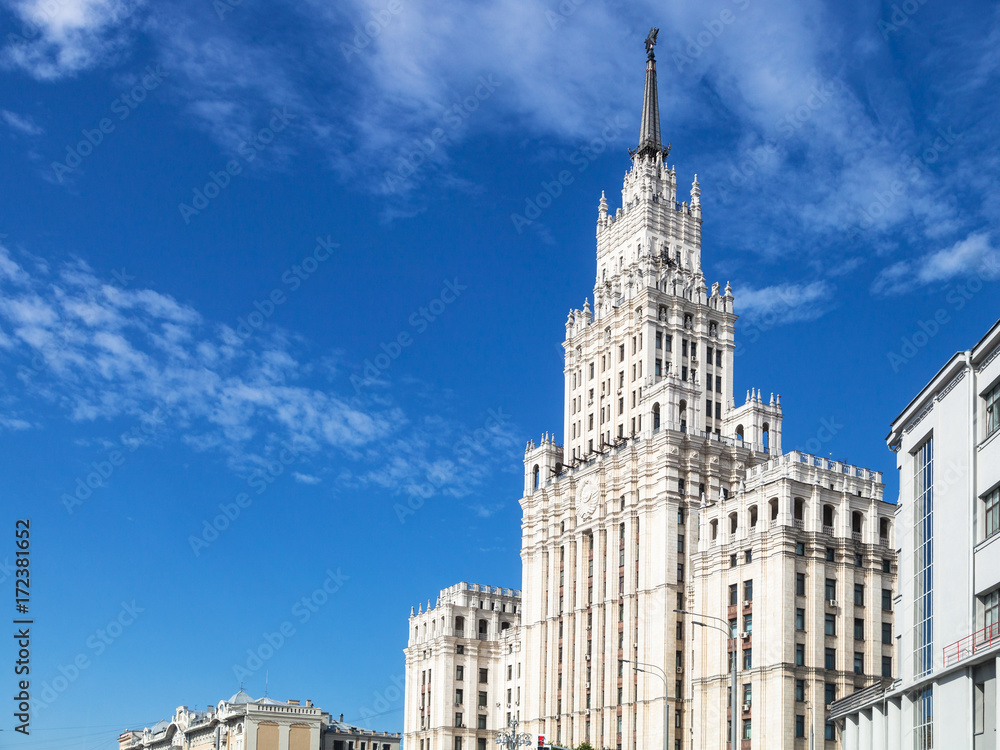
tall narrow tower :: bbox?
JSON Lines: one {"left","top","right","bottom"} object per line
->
{"left": 520, "top": 29, "right": 775, "bottom": 750}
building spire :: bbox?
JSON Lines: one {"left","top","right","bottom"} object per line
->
{"left": 633, "top": 27, "right": 669, "bottom": 160}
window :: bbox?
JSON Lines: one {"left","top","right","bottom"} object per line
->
{"left": 479, "top": 668, "right": 488, "bottom": 683}
{"left": 729, "top": 584, "right": 738, "bottom": 606}
{"left": 743, "top": 650, "right": 752, "bottom": 669}
{"left": 796, "top": 608, "right": 805, "bottom": 631}
{"left": 914, "top": 686, "right": 933, "bottom": 750}
{"left": 824, "top": 648, "right": 836, "bottom": 669}
{"left": 824, "top": 683, "right": 836, "bottom": 706}
{"left": 456, "top": 689, "right": 464, "bottom": 704}
{"left": 882, "top": 656, "right": 892, "bottom": 677}
{"left": 883, "top": 558, "right": 892, "bottom": 573}
{"left": 744, "top": 580, "right": 753, "bottom": 602}
{"left": 729, "top": 618, "right": 737, "bottom": 638}
{"left": 477, "top": 740, "right": 487, "bottom": 750}
{"left": 855, "top": 583, "right": 865, "bottom": 607}
{"left": 986, "top": 382, "right": 1000, "bottom": 438}
{"left": 882, "top": 588, "right": 892, "bottom": 611}
{"left": 796, "top": 573, "right": 806, "bottom": 596}
{"left": 824, "top": 721, "right": 836, "bottom": 741}
{"left": 457, "top": 644, "right": 464, "bottom": 654}
{"left": 825, "top": 547, "right": 835, "bottom": 562}
{"left": 855, "top": 553, "right": 864, "bottom": 567}
{"left": 730, "top": 554, "right": 738, "bottom": 568}
{"left": 985, "top": 487, "right": 1000, "bottom": 539}
{"left": 745, "top": 550, "right": 752, "bottom": 563}
{"left": 457, "top": 666, "right": 464, "bottom": 680}
{"left": 455, "top": 739, "right": 462, "bottom": 750}
{"left": 678, "top": 535, "right": 685, "bottom": 553}
{"left": 455, "top": 713, "right": 463, "bottom": 728}
{"left": 795, "top": 679, "right": 805, "bottom": 702}
{"left": 743, "top": 614, "right": 752, "bottom": 634}
{"left": 795, "top": 715, "right": 805, "bottom": 738}
{"left": 914, "top": 438, "right": 934, "bottom": 677}
{"left": 478, "top": 691, "right": 487, "bottom": 707}
{"left": 796, "top": 542, "right": 805, "bottom": 556}
{"left": 795, "top": 643, "right": 805, "bottom": 666}
{"left": 825, "top": 578, "right": 836, "bottom": 600}
{"left": 825, "top": 613, "right": 836, "bottom": 636}
{"left": 656, "top": 332, "right": 662, "bottom": 349}
{"left": 854, "top": 618, "right": 864, "bottom": 640}
{"left": 477, "top": 715, "right": 486, "bottom": 730}
{"left": 742, "top": 719, "right": 751, "bottom": 740}
{"left": 854, "top": 652, "right": 864, "bottom": 674}
{"left": 882, "top": 622, "right": 892, "bottom": 644}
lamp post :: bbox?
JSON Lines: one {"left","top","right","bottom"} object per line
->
{"left": 494, "top": 717, "right": 531, "bottom": 750}
{"left": 675, "top": 609, "right": 740, "bottom": 750}
{"left": 805, "top": 701, "right": 815, "bottom": 750}
{"left": 620, "top": 658, "right": 667, "bottom": 750}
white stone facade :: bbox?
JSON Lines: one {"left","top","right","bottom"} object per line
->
{"left": 831, "top": 319, "right": 1000, "bottom": 750}
{"left": 404, "top": 35, "right": 897, "bottom": 750}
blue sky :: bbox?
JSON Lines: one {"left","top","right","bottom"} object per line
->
{"left": 0, "top": 0, "right": 998, "bottom": 745}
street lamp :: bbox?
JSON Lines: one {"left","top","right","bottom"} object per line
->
{"left": 494, "top": 716, "right": 532, "bottom": 750}
{"left": 804, "top": 701, "right": 815, "bottom": 750}
{"left": 675, "top": 609, "right": 740, "bottom": 750}
{"left": 620, "top": 658, "right": 667, "bottom": 750}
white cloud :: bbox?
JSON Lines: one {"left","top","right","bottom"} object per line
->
{"left": 1, "top": 109, "right": 43, "bottom": 135}
{"left": 292, "top": 471, "right": 321, "bottom": 485}
{"left": 735, "top": 281, "right": 833, "bottom": 325}
{"left": 871, "top": 232, "right": 1000, "bottom": 295}
{"left": 2, "top": 0, "right": 144, "bottom": 79}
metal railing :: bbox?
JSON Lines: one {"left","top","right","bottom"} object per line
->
{"left": 943, "top": 622, "right": 1000, "bottom": 667}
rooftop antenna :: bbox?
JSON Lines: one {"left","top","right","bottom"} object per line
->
{"left": 264, "top": 670, "right": 269, "bottom": 697}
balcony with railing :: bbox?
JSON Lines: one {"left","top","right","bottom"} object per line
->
{"left": 942, "top": 622, "right": 1000, "bottom": 667}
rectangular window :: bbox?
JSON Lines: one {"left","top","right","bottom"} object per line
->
{"left": 824, "top": 683, "right": 836, "bottom": 706}
{"left": 795, "top": 643, "right": 805, "bottom": 666}
{"left": 855, "top": 583, "right": 865, "bottom": 607}
{"left": 656, "top": 331, "right": 662, "bottom": 349}
{"left": 665, "top": 335, "right": 672, "bottom": 352}
{"left": 826, "top": 547, "right": 835, "bottom": 562}
{"left": 655, "top": 359, "right": 662, "bottom": 377}
{"left": 796, "top": 572, "right": 806, "bottom": 596}
{"left": 455, "top": 713, "right": 463, "bottom": 728}
{"left": 457, "top": 666, "right": 464, "bottom": 680}
{"left": 477, "top": 715, "right": 486, "bottom": 730}
{"left": 825, "top": 722, "right": 836, "bottom": 741}
{"left": 795, "top": 715, "right": 805, "bottom": 738}
{"left": 914, "top": 686, "right": 933, "bottom": 750}
{"left": 854, "top": 652, "right": 864, "bottom": 674}
{"left": 455, "top": 738, "right": 462, "bottom": 750}
{"left": 479, "top": 668, "right": 488, "bottom": 683}
{"left": 478, "top": 691, "right": 487, "bottom": 707}
{"left": 854, "top": 618, "right": 864, "bottom": 640}
{"left": 796, "top": 608, "right": 805, "bottom": 631}
{"left": 743, "top": 650, "right": 752, "bottom": 669}
{"left": 825, "top": 613, "right": 836, "bottom": 636}
{"left": 795, "top": 679, "right": 805, "bottom": 702}
{"left": 715, "top": 374, "right": 722, "bottom": 393}
{"left": 715, "top": 401, "right": 721, "bottom": 419}
{"left": 882, "top": 588, "right": 893, "bottom": 611}
{"left": 825, "top": 578, "right": 836, "bottom": 600}
{"left": 882, "top": 622, "right": 892, "bottom": 644}
{"left": 456, "top": 689, "right": 463, "bottom": 704}
{"left": 985, "top": 487, "right": 1000, "bottom": 539}
{"left": 796, "top": 542, "right": 805, "bottom": 556}
{"left": 882, "top": 655, "right": 892, "bottom": 677}
{"left": 678, "top": 535, "right": 685, "bottom": 553}
{"left": 855, "top": 553, "right": 864, "bottom": 567}
{"left": 824, "top": 648, "right": 836, "bottom": 669}
{"left": 706, "top": 399, "right": 712, "bottom": 417}
{"left": 744, "top": 580, "right": 753, "bottom": 601}
{"left": 716, "top": 350, "right": 722, "bottom": 366}
{"left": 729, "top": 584, "right": 738, "bottom": 606}
{"left": 682, "top": 339, "right": 688, "bottom": 356}
{"left": 914, "top": 437, "right": 934, "bottom": 677}
{"left": 986, "top": 382, "right": 1000, "bottom": 438}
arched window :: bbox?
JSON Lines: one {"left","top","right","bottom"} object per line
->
{"left": 501, "top": 621, "right": 510, "bottom": 631}
{"left": 879, "top": 518, "right": 891, "bottom": 542}
{"left": 736, "top": 424, "right": 744, "bottom": 442}
{"left": 652, "top": 403, "right": 661, "bottom": 431}
{"left": 794, "top": 497, "right": 805, "bottom": 521}
{"left": 533, "top": 465, "right": 540, "bottom": 489}
{"left": 679, "top": 400, "right": 687, "bottom": 433}
{"left": 729, "top": 512, "right": 738, "bottom": 535}
{"left": 455, "top": 616, "right": 465, "bottom": 635}
{"left": 823, "top": 504, "right": 835, "bottom": 528}
{"left": 749, "top": 505, "right": 758, "bottom": 528}
{"left": 710, "top": 519, "right": 718, "bottom": 540}
{"left": 769, "top": 497, "right": 779, "bottom": 521}
{"left": 762, "top": 422, "right": 770, "bottom": 453}
{"left": 852, "top": 511, "right": 864, "bottom": 534}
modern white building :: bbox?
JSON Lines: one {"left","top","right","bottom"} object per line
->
{"left": 404, "top": 30, "right": 897, "bottom": 750}
{"left": 831, "top": 319, "right": 1000, "bottom": 750}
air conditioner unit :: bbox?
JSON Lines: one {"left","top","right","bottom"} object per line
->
{"left": 742, "top": 704, "right": 751, "bottom": 713}
{"left": 743, "top": 600, "right": 752, "bottom": 608}
{"left": 676, "top": 666, "right": 683, "bottom": 673}
{"left": 586, "top": 655, "right": 591, "bottom": 661}
{"left": 740, "top": 632, "right": 750, "bottom": 640}
{"left": 828, "top": 599, "right": 838, "bottom": 608}
{"left": 585, "top": 682, "right": 591, "bottom": 689}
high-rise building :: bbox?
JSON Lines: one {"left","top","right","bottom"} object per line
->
{"left": 831, "top": 319, "right": 1000, "bottom": 750}
{"left": 404, "top": 30, "right": 896, "bottom": 750}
